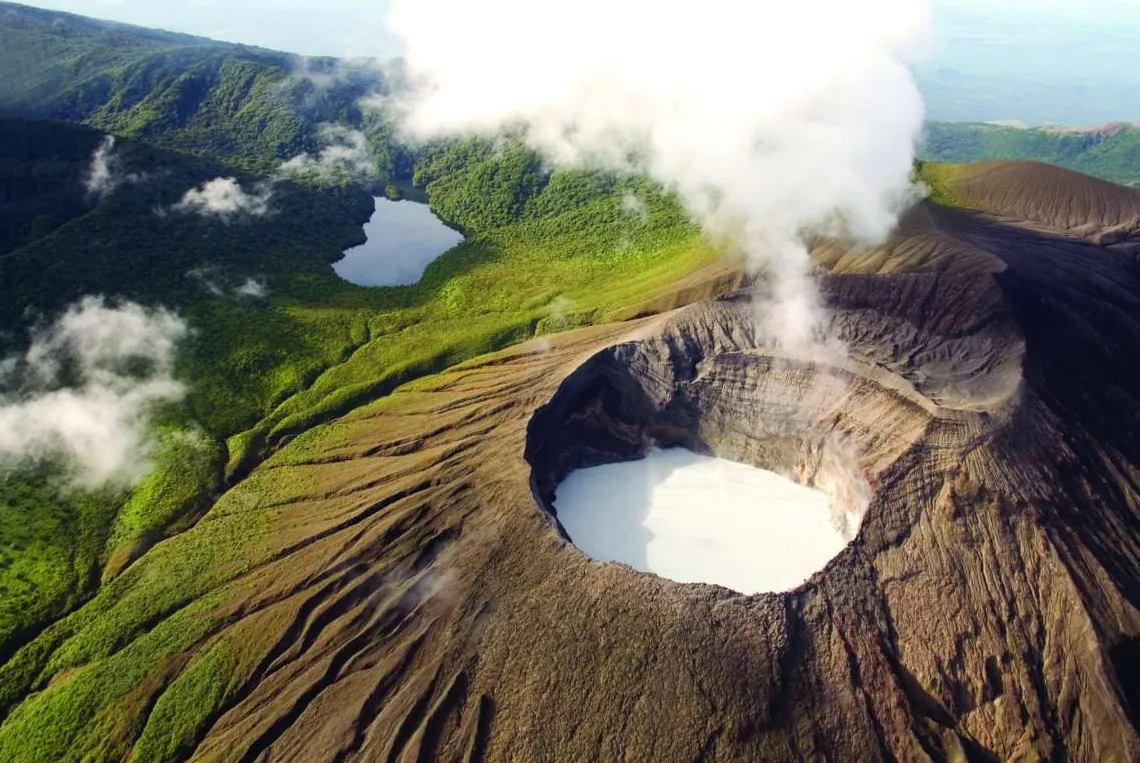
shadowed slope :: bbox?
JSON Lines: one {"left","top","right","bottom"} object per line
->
{"left": 812, "top": 202, "right": 1006, "bottom": 275}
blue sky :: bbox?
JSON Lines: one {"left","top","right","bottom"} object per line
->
{"left": 19, "top": 0, "right": 402, "bottom": 57}
{"left": 16, "top": 0, "right": 1140, "bottom": 59}
{"left": 927, "top": 0, "right": 1140, "bottom": 74}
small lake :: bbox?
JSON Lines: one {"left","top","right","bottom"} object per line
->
{"left": 334, "top": 198, "right": 464, "bottom": 287}
{"left": 554, "top": 449, "right": 851, "bottom": 595}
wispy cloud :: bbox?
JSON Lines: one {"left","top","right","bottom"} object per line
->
{"left": 620, "top": 192, "right": 648, "bottom": 222}
{"left": 234, "top": 278, "right": 269, "bottom": 299}
{"left": 84, "top": 135, "right": 145, "bottom": 197}
{"left": 279, "top": 123, "right": 378, "bottom": 181}
{"left": 84, "top": 136, "right": 118, "bottom": 196}
{"left": 186, "top": 267, "right": 271, "bottom": 300}
{"left": 186, "top": 267, "right": 226, "bottom": 297}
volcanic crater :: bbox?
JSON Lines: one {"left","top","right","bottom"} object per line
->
{"left": 527, "top": 274, "right": 1023, "bottom": 592}
{"left": 36, "top": 162, "right": 1140, "bottom": 762}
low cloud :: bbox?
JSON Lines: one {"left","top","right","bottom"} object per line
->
{"left": 286, "top": 55, "right": 398, "bottom": 113}
{"left": 186, "top": 267, "right": 225, "bottom": 297}
{"left": 279, "top": 123, "right": 377, "bottom": 181}
{"left": 234, "top": 278, "right": 269, "bottom": 299}
{"left": 0, "top": 298, "right": 188, "bottom": 488}
{"left": 186, "top": 268, "right": 270, "bottom": 300}
{"left": 84, "top": 136, "right": 145, "bottom": 197}
{"left": 84, "top": 136, "right": 117, "bottom": 196}
{"left": 172, "top": 177, "right": 274, "bottom": 221}
{"left": 166, "top": 125, "right": 376, "bottom": 223}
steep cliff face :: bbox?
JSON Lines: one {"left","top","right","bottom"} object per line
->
{"left": 6, "top": 165, "right": 1140, "bottom": 762}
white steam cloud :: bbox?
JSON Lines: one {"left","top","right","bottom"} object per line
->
{"left": 0, "top": 298, "right": 188, "bottom": 488}
{"left": 279, "top": 123, "right": 378, "bottom": 181}
{"left": 388, "top": 0, "right": 929, "bottom": 348}
{"left": 172, "top": 177, "right": 273, "bottom": 221}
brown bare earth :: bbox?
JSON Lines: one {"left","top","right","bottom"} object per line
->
{"left": 943, "top": 160, "right": 1140, "bottom": 236}
{"left": 13, "top": 161, "right": 1140, "bottom": 761}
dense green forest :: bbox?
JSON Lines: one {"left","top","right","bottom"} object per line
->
{"left": 922, "top": 122, "right": 1140, "bottom": 187}
{"left": 0, "top": 1, "right": 410, "bottom": 178}
{"left": 0, "top": 115, "right": 376, "bottom": 658}
{"left": 0, "top": 118, "right": 102, "bottom": 254}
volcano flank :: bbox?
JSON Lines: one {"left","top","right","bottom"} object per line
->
{"left": 10, "top": 161, "right": 1140, "bottom": 761}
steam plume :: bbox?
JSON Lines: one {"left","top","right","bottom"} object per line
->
{"left": 388, "top": 0, "right": 929, "bottom": 348}
{"left": 0, "top": 298, "right": 187, "bottom": 487}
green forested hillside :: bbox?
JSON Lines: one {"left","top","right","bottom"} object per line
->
{"left": 0, "top": 109, "right": 714, "bottom": 737}
{"left": 0, "top": 118, "right": 102, "bottom": 254}
{"left": 0, "top": 116, "right": 376, "bottom": 659}
{"left": 922, "top": 122, "right": 1140, "bottom": 187}
{"left": 0, "top": 1, "right": 406, "bottom": 177}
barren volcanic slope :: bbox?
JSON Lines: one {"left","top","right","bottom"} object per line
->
{"left": 6, "top": 162, "right": 1140, "bottom": 761}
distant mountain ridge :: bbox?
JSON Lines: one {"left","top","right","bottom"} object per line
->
{"left": 0, "top": 1, "right": 403, "bottom": 176}
{"left": 921, "top": 121, "right": 1140, "bottom": 187}
{"left": 0, "top": 1, "right": 236, "bottom": 49}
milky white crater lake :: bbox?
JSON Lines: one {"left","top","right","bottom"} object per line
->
{"left": 554, "top": 449, "right": 849, "bottom": 594}
{"left": 335, "top": 198, "right": 464, "bottom": 287}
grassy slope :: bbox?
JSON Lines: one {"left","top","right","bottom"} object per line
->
{"left": 922, "top": 122, "right": 1140, "bottom": 187}
{"left": 0, "top": 118, "right": 718, "bottom": 760}
{"left": 224, "top": 148, "right": 710, "bottom": 478}
{"left": 0, "top": 189, "right": 715, "bottom": 763}
{"left": 914, "top": 160, "right": 967, "bottom": 208}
